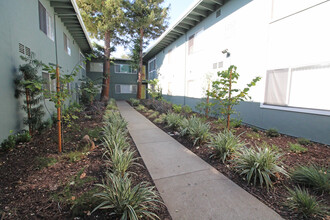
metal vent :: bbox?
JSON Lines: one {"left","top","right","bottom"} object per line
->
{"left": 213, "top": 63, "right": 217, "bottom": 69}
{"left": 25, "top": 47, "right": 31, "bottom": 57}
{"left": 19, "top": 43, "right": 25, "bottom": 54}
{"left": 218, "top": 61, "right": 223, "bottom": 68}
{"left": 216, "top": 9, "right": 221, "bottom": 18}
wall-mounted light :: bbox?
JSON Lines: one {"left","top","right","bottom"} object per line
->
{"left": 222, "top": 49, "right": 230, "bottom": 57}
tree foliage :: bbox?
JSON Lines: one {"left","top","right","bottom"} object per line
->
{"left": 208, "top": 65, "right": 261, "bottom": 129}
{"left": 14, "top": 54, "right": 45, "bottom": 135}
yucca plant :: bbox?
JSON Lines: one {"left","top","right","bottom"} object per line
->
{"left": 286, "top": 186, "right": 329, "bottom": 218}
{"left": 233, "top": 146, "right": 288, "bottom": 190}
{"left": 154, "top": 113, "right": 166, "bottom": 124}
{"left": 93, "top": 172, "right": 161, "bottom": 219}
{"left": 291, "top": 165, "right": 329, "bottom": 193}
{"left": 103, "top": 133, "right": 130, "bottom": 156}
{"left": 129, "top": 98, "right": 140, "bottom": 107}
{"left": 106, "top": 147, "right": 140, "bottom": 177}
{"left": 164, "top": 113, "right": 184, "bottom": 130}
{"left": 186, "top": 117, "right": 210, "bottom": 146}
{"left": 149, "top": 111, "right": 159, "bottom": 119}
{"left": 209, "top": 130, "right": 244, "bottom": 162}
{"left": 136, "top": 104, "right": 146, "bottom": 112}
{"left": 178, "top": 118, "right": 190, "bottom": 136}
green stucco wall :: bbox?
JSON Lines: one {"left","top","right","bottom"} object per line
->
{"left": 0, "top": 0, "right": 86, "bottom": 141}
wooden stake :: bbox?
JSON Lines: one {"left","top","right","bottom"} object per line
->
{"left": 206, "top": 82, "right": 210, "bottom": 118}
{"left": 227, "top": 67, "right": 232, "bottom": 130}
{"left": 56, "top": 65, "right": 62, "bottom": 153}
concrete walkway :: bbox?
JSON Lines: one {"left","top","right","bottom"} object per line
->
{"left": 117, "top": 101, "right": 282, "bottom": 220}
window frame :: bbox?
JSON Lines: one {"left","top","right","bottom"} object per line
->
{"left": 115, "top": 84, "right": 137, "bottom": 94}
{"left": 114, "top": 64, "right": 137, "bottom": 74}
{"left": 38, "top": 1, "right": 54, "bottom": 41}
{"left": 148, "top": 58, "right": 157, "bottom": 79}
{"left": 63, "top": 33, "right": 71, "bottom": 56}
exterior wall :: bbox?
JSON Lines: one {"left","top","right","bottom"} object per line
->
{"left": 86, "top": 59, "right": 138, "bottom": 100}
{"left": 145, "top": 0, "right": 330, "bottom": 145}
{"left": 0, "top": 0, "right": 86, "bottom": 141}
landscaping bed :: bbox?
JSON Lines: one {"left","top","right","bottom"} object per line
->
{"left": 131, "top": 99, "right": 329, "bottom": 220}
{"left": 0, "top": 101, "right": 171, "bottom": 219}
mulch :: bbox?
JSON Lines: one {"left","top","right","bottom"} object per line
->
{"left": 0, "top": 101, "right": 171, "bottom": 220}
{"left": 135, "top": 101, "right": 330, "bottom": 220}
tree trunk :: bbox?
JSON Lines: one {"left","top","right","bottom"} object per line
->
{"left": 137, "top": 28, "right": 144, "bottom": 99}
{"left": 101, "top": 31, "right": 111, "bottom": 101}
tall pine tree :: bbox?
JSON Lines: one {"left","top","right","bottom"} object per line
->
{"left": 77, "top": 0, "right": 125, "bottom": 101}
{"left": 125, "top": 0, "right": 169, "bottom": 99}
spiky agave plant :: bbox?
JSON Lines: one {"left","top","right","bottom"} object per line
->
{"left": 93, "top": 172, "right": 161, "bottom": 219}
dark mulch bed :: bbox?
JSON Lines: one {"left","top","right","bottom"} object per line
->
{"left": 0, "top": 101, "right": 171, "bottom": 220}
{"left": 134, "top": 100, "right": 330, "bottom": 220}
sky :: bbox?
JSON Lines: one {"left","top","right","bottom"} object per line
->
{"left": 108, "top": 0, "right": 196, "bottom": 57}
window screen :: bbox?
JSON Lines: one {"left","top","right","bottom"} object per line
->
{"left": 38, "top": 2, "right": 47, "bottom": 34}
{"left": 115, "top": 85, "right": 137, "bottom": 94}
{"left": 264, "top": 69, "right": 289, "bottom": 106}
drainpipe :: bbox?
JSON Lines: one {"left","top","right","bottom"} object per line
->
{"left": 183, "top": 33, "right": 187, "bottom": 105}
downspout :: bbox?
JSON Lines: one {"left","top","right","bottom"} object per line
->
{"left": 183, "top": 33, "right": 187, "bottom": 105}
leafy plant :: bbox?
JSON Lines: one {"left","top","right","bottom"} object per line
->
{"left": 36, "top": 156, "right": 58, "bottom": 169}
{"left": 93, "top": 172, "right": 161, "bottom": 219}
{"left": 179, "top": 116, "right": 210, "bottom": 146}
{"left": 164, "top": 113, "right": 184, "bottom": 130}
{"left": 172, "top": 104, "right": 182, "bottom": 113}
{"left": 297, "top": 138, "right": 311, "bottom": 146}
{"left": 149, "top": 111, "right": 159, "bottom": 119}
{"left": 103, "top": 132, "right": 130, "bottom": 154}
{"left": 14, "top": 55, "right": 45, "bottom": 135}
{"left": 136, "top": 104, "right": 146, "bottom": 112}
{"left": 147, "top": 79, "right": 162, "bottom": 101}
{"left": 230, "top": 118, "right": 242, "bottom": 128}
{"left": 266, "top": 128, "right": 279, "bottom": 137}
{"left": 16, "top": 131, "right": 31, "bottom": 143}
{"left": 291, "top": 165, "right": 329, "bottom": 193}
{"left": 208, "top": 65, "right": 261, "bottom": 130}
{"left": 246, "top": 132, "right": 261, "bottom": 140}
{"left": 209, "top": 130, "right": 244, "bottom": 162}
{"left": 153, "top": 113, "right": 166, "bottom": 124}
{"left": 289, "top": 142, "right": 308, "bottom": 153}
{"left": 80, "top": 77, "right": 98, "bottom": 106}
{"left": 62, "top": 104, "right": 81, "bottom": 128}
{"left": 182, "top": 105, "right": 192, "bottom": 114}
{"left": 0, "top": 131, "right": 17, "bottom": 152}
{"left": 129, "top": 98, "right": 140, "bottom": 107}
{"left": 286, "top": 186, "right": 329, "bottom": 218}
{"left": 106, "top": 147, "right": 139, "bottom": 177}
{"left": 233, "top": 146, "right": 288, "bottom": 190}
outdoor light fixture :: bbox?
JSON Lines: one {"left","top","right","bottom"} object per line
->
{"left": 222, "top": 49, "right": 230, "bottom": 57}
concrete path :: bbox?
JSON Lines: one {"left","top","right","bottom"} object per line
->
{"left": 116, "top": 101, "right": 282, "bottom": 220}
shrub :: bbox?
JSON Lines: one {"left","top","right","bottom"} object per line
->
{"left": 209, "top": 130, "right": 244, "bottom": 162}
{"left": 147, "top": 109, "right": 154, "bottom": 114}
{"left": 149, "top": 111, "right": 159, "bottom": 119}
{"left": 251, "top": 126, "right": 259, "bottom": 132}
{"left": 154, "top": 113, "right": 166, "bottom": 124}
{"left": 233, "top": 146, "right": 288, "bottom": 190}
{"left": 106, "top": 147, "right": 139, "bottom": 177}
{"left": 289, "top": 142, "right": 308, "bottom": 153}
{"left": 297, "top": 137, "right": 311, "bottom": 146}
{"left": 80, "top": 78, "right": 98, "bottom": 105}
{"left": 246, "top": 132, "right": 261, "bottom": 140}
{"left": 230, "top": 118, "right": 242, "bottom": 128}
{"left": 16, "top": 131, "right": 31, "bottom": 143}
{"left": 164, "top": 113, "right": 184, "bottom": 130}
{"left": 182, "top": 105, "right": 192, "bottom": 114}
{"left": 286, "top": 187, "right": 329, "bottom": 219}
{"left": 266, "top": 128, "right": 280, "bottom": 137}
{"left": 136, "top": 104, "right": 146, "bottom": 112}
{"left": 186, "top": 117, "right": 211, "bottom": 146}
{"left": 103, "top": 132, "right": 130, "bottom": 154}
{"left": 106, "top": 99, "right": 118, "bottom": 111}
{"left": 129, "top": 98, "right": 140, "bottom": 107}
{"left": 291, "top": 165, "right": 329, "bottom": 193}
{"left": 1, "top": 131, "right": 17, "bottom": 152}
{"left": 172, "top": 104, "right": 182, "bottom": 113}
{"left": 93, "top": 172, "right": 161, "bottom": 219}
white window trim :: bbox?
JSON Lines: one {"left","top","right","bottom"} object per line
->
{"left": 64, "top": 33, "right": 71, "bottom": 56}
{"left": 260, "top": 104, "right": 330, "bottom": 116}
{"left": 115, "top": 84, "right": 137, "bottom": 94}
{"left": 39, "top": 1, "right": 54, "bottom": 41}
{"left": 148, "top": 58, "right": 157, "bottom": 77}
{"left": 114, "top": 64, "right": 136, "bottom": 74}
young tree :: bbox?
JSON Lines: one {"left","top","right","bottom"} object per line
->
{"left": 77, "top": 0, "right": 125, "bottom": 101}
{"left": 125, "top": 0, "right": 169, "bottom": 99}
{"left": 208, "top": 65, "right": 261, "bottom": 130}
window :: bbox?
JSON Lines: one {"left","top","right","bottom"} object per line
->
{"left": 42, "top": 72, "right": 56, "bottom": 93}
{"left": 188, "top": 35, "right": 194, "bottom": 55}
{"left": 90, "top": 62, "right": 103, "bottom": 72}
{"left": 63, "top": 33, "right": 71, "bottom": 55}
{"left": 264, "top": 63, "right": 330, "bottom": 111}
{"left": 115, "top": 84, "right": 137, "bottom": 94}
{"left": 115, "top": 64, "right": 136, "bottom": 74}
{"left": 38, "top": 1, "right": 54, "bottom": 40}
{"left": 188, "top": 29, "right": 204, "bottom": 55}
{"left": 148, "top": 58, "right": 157, "bottom": 79}
{"left": 168, "top": 49, "right": 173, "bottom": 64}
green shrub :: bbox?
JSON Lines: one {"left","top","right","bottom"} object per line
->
{"left": 233, "top": 146, "right": 288, "bottom": 190}
{"left": 209, "top": 130, "right": 244, "bottom": 162}
{"left": 286, "top": 187, "right": 329, "bottom": 219}
{"left": 164, "top": 113, "right": 184, "bottom": 130}
{"left": 0, "top": 131, "right": 17, "bottom": 152}
{"left": 297, "top": 137, "right": 311, "bottom": 146}
{"left": 182, "top": 105, "right": 192, "bottom": 114}
{"left": 149, "top": 111, "right": 159, "bottom": 119}
{"left": 136, "top": 104, "right": 146, "bottom": 112}
{"left": 251, "top": 126, "right": 259, "bottom": 132}
{"left": 154, "top": 113, "right": 166, "bottom": 123}
{"left": 106, "top": 99, "right": 118, "bottom": 110}
{"left": 289, "top": 142, "right": 308, "bottom": 153}
{"left": 103, "top": 132, "right": 130, "bottom": 154}
{"left": 129, "top": 98, "right": 140, "bottom": 107}
{"left": 106, "top": 147, "right": 139, "bottom": 177}
{"left": 291, "top": 165, "right": 329, "bottom": 193}
{"left": 147, "top": 109, "right": 154, "bottom": 114}
{"left": 230, "top": 118, "right": 242, "bottom": 128}
{"left": 266, "top": 128, "right": 280, "bottom": 137}
{"left": 172, "top": 104, "right": 182, "bottom": 113}
{"left": 186, "top": 117, "right": 210, "bottom": 146}
{"left": 16, "top": 131, "right": 31, "bottom": 143}
{"left": 93, "top": 172, "right": 161, "bottom": 219}
{"left": 36, "top": 156, "right": 58, "bottom": 169}
{"left": 246, "top": 132, "right": 261, "bottom": 139}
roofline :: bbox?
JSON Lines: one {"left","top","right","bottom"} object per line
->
{"left": 70, "top": 0, "right": 93, "bottom": 52}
